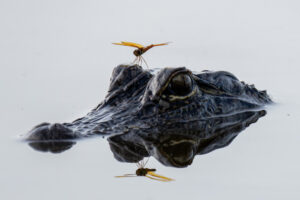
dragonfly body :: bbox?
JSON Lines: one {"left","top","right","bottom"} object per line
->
{"left": 115, "top": 159, "right": 173, "bottom": 182}
{"left": 136, "top": 168, "right": 156, "bottom": 176}
{"left": 113, "top": 41, "right": 169, "bottom": 67}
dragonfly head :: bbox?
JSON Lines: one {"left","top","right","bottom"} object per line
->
{"left": 136, "top": 168, "right": 156, "bottom": 176}
{"left": 133, "top": 48, "right": 143, "bottom": 57}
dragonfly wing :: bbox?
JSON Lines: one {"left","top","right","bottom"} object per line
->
{"left": 112, "top": 42, "right": 125, "bottom": 46}
{"left": 115, "top": 174, "right": 137, "bottom": 178}
{"left": 147, "top": 171, "right": 174, "bottom": 181}
{"left": 152, "top": 42, "right": 171, "bottom": 47}
{"left": 145, "top": 174, "right": 171, "bottom": 182}
{"left": 112, "top": 41, "right": 143, "bottom": 48}
{"left": 121, "top": 41, "right": 144, "bottom": 48}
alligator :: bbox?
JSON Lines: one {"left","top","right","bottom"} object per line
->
{"left": 108, "top": 110, "right": 266, "bottom": 167}
{"left": 26, "top": 64, "right": 272, "bottom": 162}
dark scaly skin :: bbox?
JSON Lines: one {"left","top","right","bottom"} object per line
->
{"left": 26, "top": 64, "right": 271, "bottom": 147}
{"left": 108, "top": 109, "right": 266, "bottom": 167}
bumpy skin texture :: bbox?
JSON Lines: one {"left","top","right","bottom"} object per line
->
{"left": 26, "top": 64, "right": 271, "bottom": 142}
{"left": 108, "top": 110, "right": 266, "bottom": 167}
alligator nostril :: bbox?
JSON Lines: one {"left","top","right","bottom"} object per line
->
{"left": 25, "top": 123, "right": 78, "bottom": 141}
{"left": 26, "top": 123, "right": 51, "bottom": 141}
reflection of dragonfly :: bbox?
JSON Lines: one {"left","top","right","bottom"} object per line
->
{"left": 115, "top": 158, "right": 174, "bottom": 182}
{"left": 112, "top": 41, "right": 170, "bottom": 68}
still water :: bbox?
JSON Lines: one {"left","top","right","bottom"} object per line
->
{"left": 1, "top": 0, "right": 300, "bottom": 199}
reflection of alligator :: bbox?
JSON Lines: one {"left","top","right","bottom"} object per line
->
{"left": 26, "top": 64, "right": 271, "bottom": 157}
{"left": 109, "top": 110, "right": 266, "bottom": 167}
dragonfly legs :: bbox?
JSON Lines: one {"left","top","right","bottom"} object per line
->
{"left": 132, "top": 56, "right": 149, "bottom": 69}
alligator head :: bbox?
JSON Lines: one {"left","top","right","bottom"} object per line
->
{"left": 26, "top": 64, "right": 271, "bottom": 155}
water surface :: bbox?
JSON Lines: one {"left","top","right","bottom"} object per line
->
{"left": 1, "top": 0, "right": 300, "bottom": 199}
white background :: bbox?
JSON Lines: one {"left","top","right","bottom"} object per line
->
{"left": 1, "top": 0, "right": 299, "bottom": 199}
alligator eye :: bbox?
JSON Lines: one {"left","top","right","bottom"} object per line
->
{"left": 169, "top": 73, "right": 193, "bottom": 96}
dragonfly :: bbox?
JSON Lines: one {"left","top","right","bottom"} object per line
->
{"left": 115, "top": 158, "right": 174, "bottom": 182}
{"left": 112, "top": 41, "right": 170, "bottom": 68}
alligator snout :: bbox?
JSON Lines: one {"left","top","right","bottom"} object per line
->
{"left": 24, "top": 64, "right": 272, "bottom": 143}
{"left": 26, "top": 122, "right": 79, "bottom": 141}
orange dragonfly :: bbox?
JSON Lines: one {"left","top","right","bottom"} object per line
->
{"left": 115, "top": 159, "right": 174, "bottom": 182}
{"left": 112, "top": 41, "right": 170, "bottom": 68}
